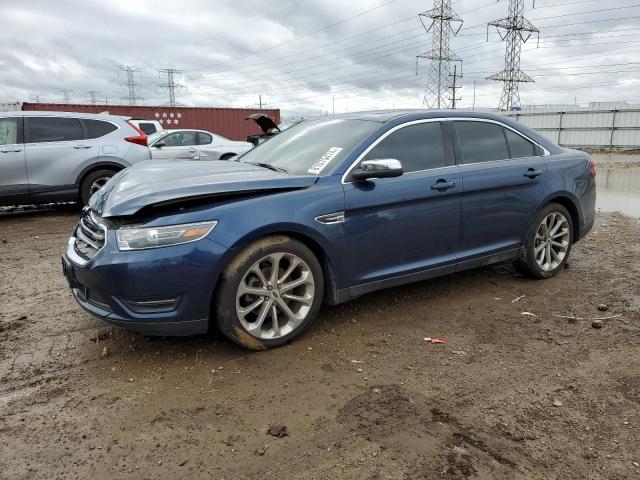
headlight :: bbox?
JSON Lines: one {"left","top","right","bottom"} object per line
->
{"left": 116, "top": 221, "right": 217, "bottom": 251}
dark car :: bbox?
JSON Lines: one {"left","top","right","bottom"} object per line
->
{"left": 62, "top": 110, "right": 596, "bottom": 350}
{"left": 245, "top": 113, "right": 303, "bottom": 145}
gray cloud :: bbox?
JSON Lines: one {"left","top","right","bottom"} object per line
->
{"left": 2, "top": 0, "right": 640, "bottom": 115}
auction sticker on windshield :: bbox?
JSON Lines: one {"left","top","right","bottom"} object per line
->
{"left": 307, "top": 147, "right": 343, "bottom": 175}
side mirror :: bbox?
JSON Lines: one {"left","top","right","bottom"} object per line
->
{"left": 351, "top": 159, "right": 403, "bottom": 181}
{"left": 154, "top": 142, "right": 165, "bottom": 148}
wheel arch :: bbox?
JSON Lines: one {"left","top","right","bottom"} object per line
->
{"left": 75, "top": 160, "right": 128, "bottom": 187}
{"left": 213, "top": 224, "right": 340, "bottom": 308}
{"left": 523, "top": 193, "right": 582, "bottom": 245}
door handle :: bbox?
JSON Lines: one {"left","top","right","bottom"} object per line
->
{"left": 0, "top": 148, "right": 22, "bottom": 153}
{"left": 189, "top": 147, "right": 197, "bottom": 153}
{"left": 524, "top": 168, "right": 543, "bottom": 179}
{"left": 73, "top": 145, "right": 92, "bottom": 149}
{"left": 431, "top": 179, "right": 457, "bottom": 191}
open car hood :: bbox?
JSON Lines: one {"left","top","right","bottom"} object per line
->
{"left": 246, "top": 113, "right": 279, "bottom": 134}
{"left": 89, "top": 160, "right": 318, "bottom": 218}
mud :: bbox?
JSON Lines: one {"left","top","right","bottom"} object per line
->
{"left": 1, "top": 208, "right": 639, "bottom": 479}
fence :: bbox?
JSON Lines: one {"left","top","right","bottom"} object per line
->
{"left": 503, "top": 109, "right": 640, "bottom": 149}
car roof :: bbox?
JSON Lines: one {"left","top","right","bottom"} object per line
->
{"left": 5, "top": 110, "right": 130, "bottom": 121}
{"left": 332, "top": 109, "right": 514, "bottom": 123}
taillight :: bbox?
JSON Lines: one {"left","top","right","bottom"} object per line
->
{"left": 589, "top": 157, "right": 596, "bottom": 176}
{"left": 125, "top": 121, "right": 148, "bottom": 146}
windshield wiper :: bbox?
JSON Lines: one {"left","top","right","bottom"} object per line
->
{"left": 244, "top": 162, "right": 288, "bottom": 174}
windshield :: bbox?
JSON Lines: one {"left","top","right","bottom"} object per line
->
{"left": 238, "top": 118, "right": 380, "bottom": 176}
{"left": 147, "top": 130, "right": 166, "bottom": 145}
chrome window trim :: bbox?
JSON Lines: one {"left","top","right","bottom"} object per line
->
{"left": 447, "top": 117, "right": 551, "bottom": 158}
{"left": 341, "top": 118, "right": 447, "bottom": 185}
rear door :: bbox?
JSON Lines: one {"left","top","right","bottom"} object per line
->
{"left": 0, "top": 116, "right": 28, "bottom": 206}
{"left": 452, "top": 119, "right": 548, "bottom": 261}
{"left": 341, "top": 120, "right": 461, "bottom": 288}
{"left": 24, "top": 116, "right": 99, "bottom": 198}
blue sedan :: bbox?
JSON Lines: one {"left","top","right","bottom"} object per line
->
{"left": 62, "top": 110, "right": 596, "bottom": 350}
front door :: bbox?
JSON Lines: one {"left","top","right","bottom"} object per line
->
{"left": 341, "top": 121, "right": 461, "bottom": 290}
{"left": 0, "top": 116, "right": 28, "bottom": 206}
{"left": 151, "top": 131, "right": 198, "bottom": 160}
{"left": 452, "top": 120, "right": 548, "bottom": 260}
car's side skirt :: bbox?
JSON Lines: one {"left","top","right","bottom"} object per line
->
{"left": 337, "top": 248, "right": 521, "bottom": 303}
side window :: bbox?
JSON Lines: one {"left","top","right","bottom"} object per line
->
{"left": 504, "top": 128, "right": 537, "bottom": 158}
{"left": 0, "top": 118, "right": 18, "bottom": 145}
{"left": 362, "top": 122, "right": 446, "bottom": 173}
{"left": 83, "top": 119, "right": 117, "bottom": 139}
{"left": 27, "top": 117, "right": 83, "bottom": 143}
{"left": 164, "top": 131, "right": 196, "bottom": 147}
{"left": 454, "top": 121, "right": 509, "bottom": 164}
{"left": 197, "top": 132, "right": 212, "bottom": 145}
{"left": 137, "top": 122, "right": 157, "bottom": 135}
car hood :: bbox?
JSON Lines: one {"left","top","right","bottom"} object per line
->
{"left": 89, "top": 160, "right": 318, "bottom": 218}
{"left": 246, "top": 113, "right": 279, "bottom": 133}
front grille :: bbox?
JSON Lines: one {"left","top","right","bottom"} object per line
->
{"left": 74, "top": 210, "right": 106, "bottom": 261}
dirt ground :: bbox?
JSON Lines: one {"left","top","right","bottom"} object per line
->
{"left": 1, "top": 207, "right": 639, "bottom": 480}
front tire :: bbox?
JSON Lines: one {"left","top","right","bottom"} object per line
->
{"left": 516, "top": 202, "right": 573, "bottom": 279}
{"left": 214, "top": 236, "right": 324, "bottom": 350}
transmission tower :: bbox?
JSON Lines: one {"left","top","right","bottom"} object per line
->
{"left": 88, "top": 90, "right": 103, "bottom": 105}
{"left": 416, "top": 0, "right": 463, "bottom": 109}
{"left": 116, "top": 65, "right": 142, "bottom": 106}
{"left": 159, "top": 68, "right": 184, "bottom": 107}
{"left": 486, "top": 0, "right": 539, "bottom": 110}
{"left": 60, "top": 89, "right": 73, "bottom": 104}
{"left": 29, "top": 94, "right": 45, "bottom": 103}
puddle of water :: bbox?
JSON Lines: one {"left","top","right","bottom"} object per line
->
{"left": 595, "top": 168, "right": 640, "bottom": 218}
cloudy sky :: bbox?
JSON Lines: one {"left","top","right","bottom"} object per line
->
{"left": 2, "top": 0, "right": 640, "bottom": 117}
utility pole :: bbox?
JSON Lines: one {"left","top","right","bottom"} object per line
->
{"left": 416, "top": 0, "right": 463, "bottom": 109}
{"left": 472, "top": 81, "right": 477, "bottom": 110}
{"left": 159, "top": 68, "right": 184, "bottom": 107}
{"left": 88, "top": 90, "right": 103, "bottom": 105}
{"left": 486, "top": 0, "right": 539, "bottom": 111}
{"left": 259, "top": 95, "right": 263, "bottom": 109}
{"left": 60, "top": 89, "right": 73, "bottom": 104}
{"left": 332, "top": 95, "right": 335, "bottom": 115}
{"left": 449, "top": 64, "right": 462, "bottom": 109}
{"left": 116, "top": 65, "right": 142, "bottom": 106}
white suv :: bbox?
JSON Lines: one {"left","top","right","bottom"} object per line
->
{"left": 0, "top": 111, "right": 151, "bottom": 206}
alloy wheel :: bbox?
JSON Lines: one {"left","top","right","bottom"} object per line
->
{"left": 534, "top": 212, "right": 570, "bottom": 271}
{"left": 236, "top": 252, "right": 315, "bottom": 339}
{"left": 89, "top": 177, "right": 112, "bottom": 196}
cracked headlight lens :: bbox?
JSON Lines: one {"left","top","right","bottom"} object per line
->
{"left": 116, "top": 221, "right": 217, "bottom": 251}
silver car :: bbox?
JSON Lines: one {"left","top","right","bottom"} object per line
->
{"left": 148, "top": 129, "right": 253, "bottom": 161}
{"left": 0, "top": 111, "right": 151, "bottom": 206}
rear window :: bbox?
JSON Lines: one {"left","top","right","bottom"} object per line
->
{"left": 454, "top": 121, "right": 509, "bottom": 164}
{"left": 83, "top": 119, "right": 117, "bottom": 139}
{"left": 27, "top": 117, "right": 84, "bottom": 143}
{"left": 137, "top": 122, "right": 158, "bottom": 135}
{"left": 504, "top": 128, "right": 537, "bottom": 158}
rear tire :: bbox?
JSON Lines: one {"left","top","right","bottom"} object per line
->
{"left": 80, "top": 169, "right": 116, "bottom": 205}
{"left": 214, "top": 235, "right": 324, "bottom": 350}
{"left": 516, "top": 202, "right": 573, "bottom": 279}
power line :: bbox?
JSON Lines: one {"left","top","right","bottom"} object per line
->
{"left": 188, "top": 0, "right": 400, "bottom": 73}
{"left": 60, "top": 89, "right": 73, "bottom": 104}
{"left": 417, "top": 0, "right": 463, "bottom": 109}
{"left": 116, "top": 65, "right": 142, "bottom": 106}
{"left": 159, "top": 68, "right": 184, "bottom": 107}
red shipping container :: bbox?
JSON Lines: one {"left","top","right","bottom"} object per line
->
{"left": 21, "top": 103, "right": 281, "bottom": 141}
